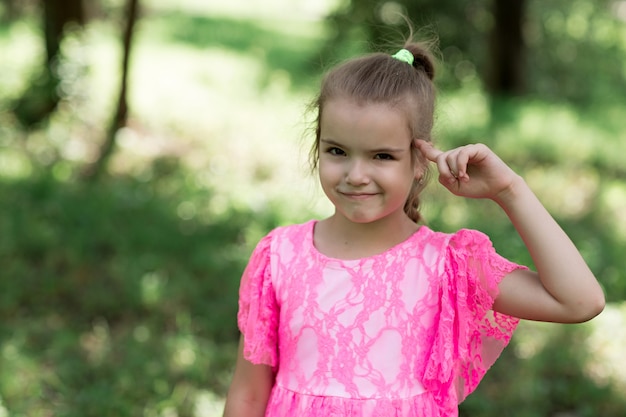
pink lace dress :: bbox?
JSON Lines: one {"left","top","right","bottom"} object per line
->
{"left": 238, "top": 220, "right": 525, "bottom": 416}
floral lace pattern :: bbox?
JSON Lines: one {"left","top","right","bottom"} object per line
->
{"left": 238, "top": 220, "right": 526, "bottom": 416}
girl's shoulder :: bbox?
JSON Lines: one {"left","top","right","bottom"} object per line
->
{"left": 254, "top": 220, "right": 315, "bottom": 259}
{"left": 418, "top": 225, "right": 493, "bottom": 250}
{"left": 416, "top": 227, "right": 507, "bottom": 270}
{"left": 267, "top": 220, "right": 314, "bottom": 239}
{"left": 260, "top": 220, "right": 314, "bottom": 250}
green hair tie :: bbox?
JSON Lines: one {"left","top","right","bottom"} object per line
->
{"left": 391, "top": 49, "right": 414, "bottom": 66}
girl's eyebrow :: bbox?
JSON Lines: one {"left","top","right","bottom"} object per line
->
{"left": 320, "top": 138, "right": 406, "bottom": 153}
{"left": 320, "top": 138, "right": 343, "bottom": 147}
{"left": 371, "top": 147, "right": 407, "bottom": 154}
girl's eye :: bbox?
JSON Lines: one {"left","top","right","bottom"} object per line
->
{"left": 327, "top": 147, "right": 346, "bottom": 156}
{"left": 375, "top": 153, "right": 394, "bottom": 160}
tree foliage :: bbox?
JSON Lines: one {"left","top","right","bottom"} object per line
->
{"left": 322, "top": 0, "right": 626, "bottom": 103}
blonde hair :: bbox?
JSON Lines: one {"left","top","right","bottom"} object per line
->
{"left": 310, "top": 41, "right": 437, "bottom": 223}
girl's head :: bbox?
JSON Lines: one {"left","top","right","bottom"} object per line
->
{"left": 310, "top": 42, "right": 437, "bottom": 223}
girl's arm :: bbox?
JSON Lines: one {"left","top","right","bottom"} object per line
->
{"left": 416, "top": 140, "right": 605, "bottom": 323}
{"left": 490, "top": 174, "right": 604, "bottom": 322}
{"left": 223, "top": 336, "right": 274, "bottom": 417}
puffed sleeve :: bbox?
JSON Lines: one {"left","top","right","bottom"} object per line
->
{"left": 423, "top": 229, "right": 527, "bottom": 410}
{"left": 237, "top": 232, "right": 279, "bottom": 369}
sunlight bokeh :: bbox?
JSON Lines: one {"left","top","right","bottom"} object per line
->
{"left": 108, "top": 0, "right": 335, "bottom": 219}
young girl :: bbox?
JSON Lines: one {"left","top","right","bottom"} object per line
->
{"left": 223, "top": 41, "right": 605, "bottom": 417}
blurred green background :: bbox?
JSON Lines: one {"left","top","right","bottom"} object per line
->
{"left": 1, "top": 0, "right": 625, "bottom": 416}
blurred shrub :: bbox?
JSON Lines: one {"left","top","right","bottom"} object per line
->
{"left": 460, "top": 324, "right": 626, "bottom": 417}
{"left": 0, "top": 166, "right": 281, "bottom": 416}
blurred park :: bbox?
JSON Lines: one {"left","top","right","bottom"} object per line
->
{"left": 0, "top": 0, "right": 626, "bottom": 415}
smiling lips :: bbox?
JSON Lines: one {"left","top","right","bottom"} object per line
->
{"left": 340, "top": 191, "right": 379, "bottom": 200}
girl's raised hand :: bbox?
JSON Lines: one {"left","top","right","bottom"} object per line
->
{"left": 415, "top": 140, "right": 520, "bottom": 201}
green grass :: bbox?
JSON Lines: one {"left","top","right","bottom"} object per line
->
{"left": 0, "top": 170, "right": 282, "bottom": 416}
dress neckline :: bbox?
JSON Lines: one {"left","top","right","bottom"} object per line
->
{"left": 306, "top": 219, "right": 427, "bottom": 265}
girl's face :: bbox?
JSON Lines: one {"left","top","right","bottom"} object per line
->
{"left": 318, "top": 98, "right": 422, "bottom": 225}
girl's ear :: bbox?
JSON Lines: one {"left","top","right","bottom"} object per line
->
{"left": 414, "top": 166, "right": 423, "bottom": 181}
{"left": 411, "top": 141, "right": 427, "bottom": 180}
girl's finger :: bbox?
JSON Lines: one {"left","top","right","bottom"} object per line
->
{"left": 452, "top": 147, "right": 472, "bottom": 180}
{"left": 445, "top": 152, "right": 460, "bottom": 179}
{"left": 414, "top": 139, "right": 443, "bottom": 162}
{"left": 435, "top": 151, "right": 457, "bottom": 184}
{"left": 415, "top": 140, "right": 459, "bottom": 183}
{"left": 438, "top": 151, "right": 459, "bottom": 184}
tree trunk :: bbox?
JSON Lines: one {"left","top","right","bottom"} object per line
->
{"left": 13, "top": 0, "right": 85, "bottom": 128}
{"left": 43, "top": 0, "right": 85, "bottom": 64}
{"left": 85, "top": 0, "right": 139, "bottom": 181}
{"left": 487, "top": 0, "right": 526, "bottom": 96}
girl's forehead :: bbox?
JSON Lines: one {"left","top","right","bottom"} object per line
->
{"left": 320, "top": 98, "right": 412, "bottom": 145}
{"left": 322, "top": 97, "right": 408, "bottom": 118}
{"left": 322, "top": 96, "right": 415, "bottom": 126}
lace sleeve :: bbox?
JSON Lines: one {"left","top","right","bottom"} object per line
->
{"left": 449, "top": 229, "right": 526, "bottom": 402}
{"left": 237, "top": 233, "right": 279, "bottom": 368}
{"left": 423, "top": 229, "right": 526, "bottom": 410}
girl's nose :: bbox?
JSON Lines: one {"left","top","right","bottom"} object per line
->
{"left": 345, "top": 159, "right": 370, "bottom": 186}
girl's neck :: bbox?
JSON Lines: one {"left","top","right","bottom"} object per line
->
{"left": 315, "top": 213, "right": 420, "bottom": 260}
